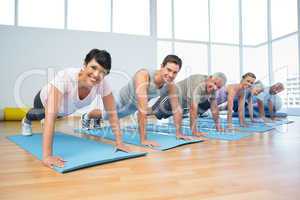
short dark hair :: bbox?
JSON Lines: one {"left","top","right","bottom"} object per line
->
{"left": 84, "top": 49, "right": 112, "bottom": 74}
{"left": 162, "top": 55, "right": 182, "bottom": 70}
{"left": 242, "top": 72, "right": 256, "bottom": 79}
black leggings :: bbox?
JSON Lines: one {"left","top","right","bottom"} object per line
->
{"left": 25, "top": 91, "right": 45, "bottom": 121}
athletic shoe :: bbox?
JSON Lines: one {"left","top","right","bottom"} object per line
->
{"left": 81, "top": 113, "right": 91, "bottom": 130}
{"left": 93, "top": 118, "right": 102, "bottom": 129}
{"left": 21, "top": 117, "right": 32, "bottom": 136}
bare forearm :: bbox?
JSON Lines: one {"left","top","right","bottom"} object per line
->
{"left": 173, "top": 109, "right": 182, "bottom": 135}
{"left": 268, "top": 101, "right": 274, "bottom": 118}
{"left": 211, "top": 103, "right": 221, "bottom": 129}
{"left": 138, "top": 111, "right": 147, "bottom": 141}
{"left": 108, "top": 112, "right": 122, "bottom": 145}
{"left": 227, "top": 103, "right": 233, "bottom": 124}
{"left": 258, "top": 101, "right": 265, "bottom": 118}
{"left": 189, "top": 109, "right": 197, "bottom": 134}
{"left": 238, "top": 104, "right": 245, "bottom": 124}
{"left": 43, "top": 114, "right": 56, "bottom": 158}
{"left": 248, "top": 104, "right": 254, "bottom": 120}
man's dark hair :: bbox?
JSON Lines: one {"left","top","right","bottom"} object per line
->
{"left": 162, "top": 55, "right": 182, "bottom": 70}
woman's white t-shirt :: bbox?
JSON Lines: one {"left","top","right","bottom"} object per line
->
{"left": 40, "top": 68, "right": 112, "bottom": 117}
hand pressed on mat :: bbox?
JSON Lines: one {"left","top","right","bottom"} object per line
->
{"left": 141, "top": 139, "right": 160, "bottom": 147}
{"left": 43, "top": 155, "right": 67, "bottom": 168}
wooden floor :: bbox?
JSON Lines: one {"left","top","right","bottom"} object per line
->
{"left": 0, "top": 116, "right": 300, "bottom": 200}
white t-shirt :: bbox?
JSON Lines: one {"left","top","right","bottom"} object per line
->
{"left": 256, "top": 87, "right": 282, "bottom": 111}
{"left": 40, "top": 68, "right": 112, "bottom": 117}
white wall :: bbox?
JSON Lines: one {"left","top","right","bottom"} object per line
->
{"left": 0, "top": 25, "right": 156, "bottom": 111}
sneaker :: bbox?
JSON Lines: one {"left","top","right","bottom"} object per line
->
{"left": 93, "top": 118, "right": 102, "bottom": 129}
{"left": 81, "top": 113, "right": 91, "bottom": 130}
{"left": 22, "top": 117, "right": 32, "bottom": 136}
{"left": 40, "top": 118, "right": 45, "bottom": 128}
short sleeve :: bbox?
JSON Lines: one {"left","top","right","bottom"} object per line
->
{"left": 186, "top": 77, "right": 197, "bottom": 103}
{"left": 191, "top": 86, "right": 204, "bottom": 104}
{"left": 97, "top": 77, "right": 112, "bottom": 97}
{"left": 49, "top": 70, "right": 68, "bottom": 94}
{"left": 188, "top": 75, "right": 207, "bottom": 104}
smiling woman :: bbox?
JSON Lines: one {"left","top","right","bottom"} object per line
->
{"left": 21, "top": 48, "right": 130, "bottom": 169}
{"left": 78, "top": 49, "right": 111, "bottom": 89}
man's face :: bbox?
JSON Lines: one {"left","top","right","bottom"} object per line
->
{"left": 160, "top": 62, "right": 180, "bottom": 83}
{"left": 270, "top": 83, "right": 284, "bottom": 95}
{"left": 206, "top": 77, "right": 224, "bottom": 94}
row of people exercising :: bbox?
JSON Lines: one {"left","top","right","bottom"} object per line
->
{"left": 21, "top": 48, "right": 284, "bottom": 168}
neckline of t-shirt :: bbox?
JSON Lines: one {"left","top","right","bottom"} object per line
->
{"left": 75, "top": 72, "right": 95, "bottom": 102}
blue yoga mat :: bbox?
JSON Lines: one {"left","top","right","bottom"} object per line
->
{"left": 182, "top": 117, "right": 289, "bottom": 131}
{"left": 75, "top": 127, "right": 203, "bottom": 151}
{"left": 130, "top": 123, "right": 252, "bottom": 141}
{"left": 7, "top": 132, "right": 146, "bottom": 173}
{"left": 202, "top": 131, "right": 252, "bottom": 141}
{"left": 233, "top": 125, "right": 274, "bottom": 132}
{"left": 183, "top": 116, "right": 292, "bottom": 125}
{"left": 167, "top": 120, "right": 271, "bottom": 133}
{"left": 264, "top": 118, "right": 293, "bottom": 126}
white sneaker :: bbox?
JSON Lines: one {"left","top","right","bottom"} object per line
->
{"left": 22, "top": 117, "right": 32, "bottom": 136}
{"left": 40, "top": 119, "right": 45, "bottom": 128}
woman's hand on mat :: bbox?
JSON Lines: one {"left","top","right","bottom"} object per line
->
{"left": 270, "top": 116, "right": 277, "bottom": 121}
{"left": 42, "top": 155, "right": 66, "bottom": 168}
{"left": 216, "top": 127, "right": 225, "bottom": 132}
{"left": 262, "top": 117, "right": 272, "bottom": 123}
{"left": 271, "top": 117, "right": 281, "bottom": 121}
{"left": 227, "top": 123, "right": 233, "bottom": 130}
{"left": 115, "top": 143, "right": 131, "bottom": 152}
{"left": 240, "top": 123, "right": 248, "bottom": 127}
{"left": 215, "top": 124, "right": 225, "bottom": 132}
{"left": 141, "top": 140, "right": 160, "bottom": 147}
{"left": 252, "top": 118, "right": 263, "bottom": 123}
{"left": 192, "top": 131, "right": 207, "bottom": 137}
{"left": 176, "top": 133, "right": 193, "bottom": 140}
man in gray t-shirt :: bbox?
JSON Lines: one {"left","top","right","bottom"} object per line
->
{"left": 151, "top": 72, "right": 227, "bottom": 135}
{"left": 254, "top": 82, "right": 285, "bottom": 119}
{"left": 176, "top": 74, "right": 216, "bottom": 110}
{"left": 83, "top": 55, "right": 193, "bottom": 147}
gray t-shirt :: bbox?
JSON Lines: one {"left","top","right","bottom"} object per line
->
{"left": 256, "top": 87, "right": 282, "bottom": 111}
{"left": 176, "top": 74, "right": 216, "bottom": 109}
{"left": 118, "top": 70, "right": 168, "bottom": 106}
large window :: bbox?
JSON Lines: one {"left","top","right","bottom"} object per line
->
{"left": 210, "top": 0, "right": 239, "bottom": 44}
{"left": 211, "top": 45, "right": 240, "bottom": 84}
{"left": 174, "top": 42, "right": 208, "bottom": 81}
{"left": 174, "top": 0, "right": 208, "bottom": 41}
{"left": 0, "top": 0, "right": 15, "bottom": 25}
{"left": 157, "top": 0, "right": 172, "bottom": 38}
{"left": 271, "top": 0, "right": 298, "bottom": 39}
{"left": 157, "top": 41, "right": 173, "bottom": 68}
{"left": 67, "top": 0, "right": 111, "bottom": 32}
{"left": 243, "top": 45, "right": 269, "bottom": 85}
{"left": 18, "top": 0, "right": 64, "bottom": 29}
{"left": 113, "top": 0, "right": 150, "bottom": 35}
{"left": 273, "top": 34, "right": 299, "bottom": 108}
{"left": 242, "top": 0, "right": 267, "bottom": 45}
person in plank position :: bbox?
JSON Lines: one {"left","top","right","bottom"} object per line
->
{"left": 22, "top": 49, "right": 130, "bottom": 168}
